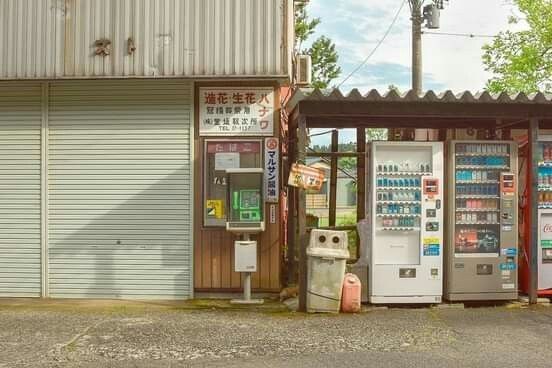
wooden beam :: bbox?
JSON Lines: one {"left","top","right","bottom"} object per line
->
{"left": 306, "top": 116, "right": 498, "bottom": 129}
{"left": 299, "top": 100, "right": 552, "bottom": 120}
{"left": 297, "top": 116, "right": 308, "bottom": 312}
{"left": 306, "top": 151, "right": 363, "bottom": 158}
{"left": 357, "top": 128, "right": 366, "bottom": 222}
{"left": 356, "top": 128, "right": 366, "bottom": 260}
{"left": 529, "top": 118, "right": 539, "bottom": 304}
{"left": 286, "top": 126, "right": 297, "bottom": 287}
{"left": 329, "top": 130, "right": 338, "bottom": 227}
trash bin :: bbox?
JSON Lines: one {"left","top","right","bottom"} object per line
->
{"left": 306, "top": 229, "right": 350, "bottom": 313}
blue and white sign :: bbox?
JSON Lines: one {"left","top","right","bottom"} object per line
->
{"left": 264, "top": 138, "right": 279, "bottom": 203}
{"left": 501, "top": 248, "right": 517, "bottom": 256}
{"left": 499, "top": 263, "right": 516, "bottom": 271}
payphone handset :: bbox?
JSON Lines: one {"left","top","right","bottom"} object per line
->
{"left": 225, "top": 168, "right": 265, "bottom": 233}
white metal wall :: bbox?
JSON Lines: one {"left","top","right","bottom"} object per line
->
{"left": 0, "top": 83, "right": 43, "bottom": 297}
{"left": 0, "top": 0, "right": 291, "bottom": 79}
{"left": 47, "top": 80, "right": 193, "bottom": 299}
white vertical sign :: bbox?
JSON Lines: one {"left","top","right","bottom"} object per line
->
{"left": 264, "top": 137, "right": 279, "bottom": 203}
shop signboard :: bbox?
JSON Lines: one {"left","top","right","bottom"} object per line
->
{"left": 287, "top": 163, "right": 325, "bottom": 191}
{"left": 199, "top": 87, "right": 274, "bottom": 136}
{"left": 264, "top": 138, "right": 279, "bottom": 203}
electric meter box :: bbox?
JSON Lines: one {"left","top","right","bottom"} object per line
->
{"left": 234, "top": 241, "right": 257, "bottom": 272}
{"left": 226, "top": 168, "right": 265, "bottom": 233}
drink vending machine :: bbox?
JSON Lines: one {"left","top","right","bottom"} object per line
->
{"left": 520, "top": 136, "right": 552, "bottom": 296}
{"left": 444, "top": 141, "right": 518, "bottom": 301}
{"left": 367, "top": 142, "right": 444, "bottom": 303}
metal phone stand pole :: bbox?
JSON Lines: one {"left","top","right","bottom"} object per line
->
{"left": 231, "top": 232, "right": 264, "bottom": 305}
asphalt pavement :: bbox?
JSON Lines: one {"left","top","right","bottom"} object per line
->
{"left": 0, "top": 299, "right": 551, "bottom": 367}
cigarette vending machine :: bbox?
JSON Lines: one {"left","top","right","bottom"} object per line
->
{"left": 367, "top": 142, "right": 444, "bottom": 304}
{"left": 520, "top": 136, "right": 552, "bottom": 296}
{"left": 445, "top": 141, "right": 518, "bottom": 301}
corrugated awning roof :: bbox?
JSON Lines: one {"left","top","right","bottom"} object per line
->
{"left": 286, "top": 88, "right": 552, "bottom": 115}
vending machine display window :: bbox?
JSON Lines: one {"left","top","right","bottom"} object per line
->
{"left": 453, "top": 142, "right": 510, "bottom": 256}
{"left": 203, "top": 140, "right": 262, "bottom": 227}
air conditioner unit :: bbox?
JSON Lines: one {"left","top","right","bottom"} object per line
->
{"left": 295, "top": 54, "right": 312, "bottom": 86}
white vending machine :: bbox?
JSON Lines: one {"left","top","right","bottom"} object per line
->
{"left": 367, "top": 142, "right": 444, "bottom": 304}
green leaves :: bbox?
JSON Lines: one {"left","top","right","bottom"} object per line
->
{"left": 307, "top": 36, "right": 342, "bottom": 89}
{"left": 294, "top": 3, "right": 341, "bottom": 89}
{"left": 483, "top": 0, "right": 552, "bottom": 94}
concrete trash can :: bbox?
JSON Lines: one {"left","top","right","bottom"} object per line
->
{"left": 306, "top": 230, "right": 350, "bottom": 313}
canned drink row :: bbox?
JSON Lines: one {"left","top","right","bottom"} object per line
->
{"left": 377, "top": 191, "right": 420, "bottom": 201}
{"left": 377, "top": 177, "right": 421, "bottom": 187}
{"left": 377, "top": 204, "right": 421, "bottom": 215}
{"left": 382, "top": 218, "right": 417, "bottom": 228}
{"left": 456, "top": 156, "right": 508, "bottom": 166}
{"left": 456, "top": 212, "right": 498, "bottom": 223}
{"left": 456, "top": 143, "right": 508, "bottom": 154}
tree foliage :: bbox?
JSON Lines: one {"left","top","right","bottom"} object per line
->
{"left": 482, "top": 0, "right": 552, "bottom": 94}
{"left": 294, "top": 2, "right": 341, "bottom": 89}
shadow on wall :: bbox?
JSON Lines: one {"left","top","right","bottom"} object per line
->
{"left": 48, "top": 163, "right": 193, "bottom": 299}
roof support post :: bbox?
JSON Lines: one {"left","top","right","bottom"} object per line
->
{"left": 297, "top": 116, "right": 308, "bottom": 312}
{"left": 529, "top": 118, "right": 539, "bottom": 304}
{"left": 329, "top": 130, "right": 338, "bottom": 227}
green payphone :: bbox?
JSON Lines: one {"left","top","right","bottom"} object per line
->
{"left": 233, "top": 189, "right": 262, "bottom": 221}
{"left": 225, "top": 168, "right": 265, "bottom": 232}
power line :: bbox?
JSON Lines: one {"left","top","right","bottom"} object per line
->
{"left": 336, "top": 0, "right": 407, "bottom": 89}
{"left": 422, "top": 31, "right": 496, "bottom": 38}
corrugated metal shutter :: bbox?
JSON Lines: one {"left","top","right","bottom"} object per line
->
{"left": 0, "top": 82, "right": 42, "bottom": 297}
{"left": 48, "top": 80, "right": 193, "bottom": 299}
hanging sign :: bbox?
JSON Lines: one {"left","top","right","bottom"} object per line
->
{"left": 199, "top": 87, "right": 274, "bottom": 136}
{"left": 264, "top": 138, "right": 280, "bottom": 203}
{"left": 287, "top": 163, "right": 325, "bottom": 191}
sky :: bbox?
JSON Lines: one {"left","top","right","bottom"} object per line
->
{"left": 306, "top": 0, "right": 521, "bottom": 145}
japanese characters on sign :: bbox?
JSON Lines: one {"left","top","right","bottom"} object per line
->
{"left": 199, "top": 88, "right": 275, "bottom": 136}
{"left": 287, "top": 163, "right": 325, "bottom": 191}
{"left": 264, "top": 138, "right": 280, "bottom": 203}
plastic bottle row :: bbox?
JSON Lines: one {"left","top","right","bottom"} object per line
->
{"left": 377, "top": 162, "right": 431, "bottom": 173}
{"left": 456, "top": 156, "right": 509, "bottom": 167}
{"left": 456, "top": 212, "right": 498, "bottom": 223}
{"left": 538, "top": 172, "right": 552, "bottom": 186}
{"left": 456, "top": 199, "right": 498, "bottom": 210}
{"left": 540, "top": 143, "right": 552, "bottom": 162}
{"left": 455, "top": 170, "right": 500, "bottom": 182}
{"left": 456, "top": 143, "right": 508, "bottom": 155}
{"left": 456, "top": 184, "right": 499, "bottom": 196}
{"left": 381, "top": 218, "right": 417, "bottom": 228}
{"left": 377, "top": 191, "right": 421, "bottom": 201}
{"left": 377, "top": 177, "right": 421, "bottom": 188}
{"left": 377, "top": 203, "right": 421, "bottom": 215}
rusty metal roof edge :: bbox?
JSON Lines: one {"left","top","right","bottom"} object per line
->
{"left": 286, "top": 88, "right": 552, "bottom": 113}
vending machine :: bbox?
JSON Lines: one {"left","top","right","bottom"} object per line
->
{"left": 444, "top": 141, "right": 518, "bottom": 301}
{"left": 367, "top": 142, "right": 444, "bottom": 304}
{"left": 520, "top": 136, "right": 552, "bottom": 296}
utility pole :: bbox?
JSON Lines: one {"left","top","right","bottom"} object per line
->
{"left": 408, "top": 0, "right": 448, "bottom": 94}
{"left": 410, "top": 0, "right": 423, "bottom": 95}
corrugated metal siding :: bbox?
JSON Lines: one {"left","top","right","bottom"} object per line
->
{"left": 0, "top": 0, "right": 289, "bottom": 79}
{"left": 47, "top": 80, "right": 193, "bottom": 299}
{"left": 0, "top": 0, "right": 64, "bottom": 78}
{"left": 0, "top": 82, "right": 42, "bottom": 297}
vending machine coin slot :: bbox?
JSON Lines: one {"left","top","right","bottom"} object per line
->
{"left": 399, "top": 268, "right": 417, "bottom": 278}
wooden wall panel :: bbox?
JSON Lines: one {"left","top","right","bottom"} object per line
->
{"left": 193, "top": 82, "right": 282, "bottom": 293}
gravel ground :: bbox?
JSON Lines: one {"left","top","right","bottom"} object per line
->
{"left": 0, "top": 299, "right": 551, "bottom": 367}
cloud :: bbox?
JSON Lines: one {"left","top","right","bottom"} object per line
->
{"left": 307, "top": 0, "right": 521, "bottom": 92}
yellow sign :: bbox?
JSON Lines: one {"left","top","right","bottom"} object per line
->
{"left": 206, "top": 200, "right": 224, "bottom": 219}
{"left": 424, "top": 237, "right": 440, "bottom": 245}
